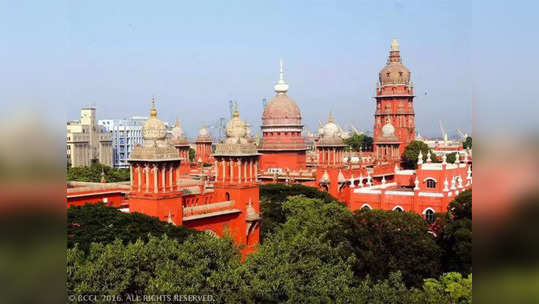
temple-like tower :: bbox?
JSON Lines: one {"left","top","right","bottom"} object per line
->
{"left": 213, "top": 108, "right": 261, "bottom": 252}
{"left": 195, "top": 125, "right": 213, "bottom": 164}
{"left": 128, "top": 99, "right": 183, "bottom": 225}
{"left": 316, "top": 113, "right": 347, "bottom": 197}
{"left": 258, "top": 60, "right": 307, "bottom": 173}
{"left": 170, "top": 119, "right": 191, "bottom": 175}
{"left": 373, "top": 38, "right": 415, "bottom": 161}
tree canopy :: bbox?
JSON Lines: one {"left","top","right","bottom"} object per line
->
{"left": 433, "top": 190, "right": 472, "bottom": 274}
{"left": 259, "top": 184, "right": 340, "bottom": 240}
{"left": 343, "top": 133, "right": 373, "bottom": 152}
{"left": 67, "top": 195, "right": 472, "bottom": 302}
{"left": 462, "top": 136, "right": 472, "bottom": 149}
{"left": 401, "top": 140, "right": 438, "bottom": 169}
{"left": 67, "top": 163, "right": 130, "bottom": 182}
{"left": 67, "top": 203, "right": 197, "bottom": 252}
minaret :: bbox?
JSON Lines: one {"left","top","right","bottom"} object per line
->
{"left": 195, "top": 125, "right": 213, "bottom": 165}
{"left": 171, "top": 117, "right": 191, "bottom": 175}
{"left": 373, "top": 38, "right": 415, "bottom": 161}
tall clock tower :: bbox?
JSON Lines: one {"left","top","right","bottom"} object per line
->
{"left": 373, "top": 38, "right": 416, "bottom": 161}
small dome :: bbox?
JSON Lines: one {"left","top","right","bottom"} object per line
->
{"left": 317, "top": 113, "right": 345, "bottom": 146}
{"left": 381, "top": 120, "right": 396, "bottom": 137}
{"left": 225, "top": 109, "right": 249, "bottom": 144}
{"left": 171, "top": 120, "right": 184, "bottom": 139}
{"left": 142, "top": 100, "right": 167, "bottom": 143}
{"left": 196, "top": 125, "right": 212, "bottom": 142}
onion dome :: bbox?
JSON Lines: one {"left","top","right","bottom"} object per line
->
{"left": 261, "top": 60, "right": 302, "bottom": 126}
{"left": 142, "top": 97, "right": 167, "bottom": 144}
{"left": 196, "top": 125, "right": 212, "bottom": 143}
{"left": 379, "top": 38, "right": 410, "bottom": 85}
{"left": 129, "top": 98, "right": 179, "bottom": 161}
{"left": 170, "top": 118, "right": 189, "bottom": 146}
{"left": 318, "top": 112, "right": 345, "bottom": 146}
{"left": 224, "top": 108, "right": 249, "bottom": 144}
{"left": 214, "top": 109, "right": 258, "bottom": 156}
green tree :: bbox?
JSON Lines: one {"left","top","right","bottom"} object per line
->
{"left": 259, "top": 184, "right": 339, "bottom": 240}
{"left": 401, "top": 140, "right": 437, "bottom": 169}
{"left": 67, "top": 234, "right": 246, "bottom": 301}
{"left": 188, "top": 147, "right": 195, "bottom": 162}
{"left": 462, "top": 136, "right": 472, "bottom": 149}
{"left": 243, "top": 197, "right": 358, "bottom": 303}
{"left": 343, "top": 133, "right": 373, "bottom": 152}
{"left": 433, "top": 190, "right": 472, "bottom": 274}
{"left": 420, "top": 272, "right": 472, "bottom": 304}
{"left": 67, "top": 163, "right": 130, "bottom": 182}
{"left": 446, "top": 152, "right": 457, "bottom": 164}
{"left": 67, "top": 203, "right": 197, "bottom": 252}
{"left": 350, "top": 209, "right": 442, "bottom": 287}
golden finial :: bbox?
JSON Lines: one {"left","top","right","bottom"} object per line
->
{"left": 328, "top": 111, "right": 334, "bottom": 123}
{"left": 175, "top": 116, "right": 180, "bottom": 127}
{"left": 150, "top": 96, "right": 157, "bottom": 118}
{"left": 391, "top": 37, "right": 399, "bottom": 52}
{"left": 233, "top": 104, "right": 239, "bottom": 118}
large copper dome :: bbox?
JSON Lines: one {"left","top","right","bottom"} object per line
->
{"left": 379, "top": 38, "right": 411, "bottom": 85}
{"left": 262, "top": 94, "right": 302, "bottom": 126}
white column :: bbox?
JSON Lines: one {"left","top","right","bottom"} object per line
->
{"left": 161, "top": 164, "right": 166, "bottom": 192}
{"left": 254, "top": 160, "right": 258, "bottom": 182}
{"left": 137, "top": 165, "right": 141, "bottom": 192}
{"left": 214, "top": 161, "right": 218, "bottom": 181}
{"left": 249, "top": 159, "right": 253, "bottom": 182}
{"left": 169, "top": 165, "right": 173, "bottom": 191}
{"left": 230, "top": 160, "right": 234, "bottom": 181}
{"left": 237, "top": 159, "right": 242, "bottom": 183}
{"left": 145, "top": 164, "right": 149, "bottom": 193}
{"left": 222, "top": 160, "right": 226, "bottom": 182}
{"left": 244, "top": 160, "right": 247, "bottom": 183}
{"left": 153, "top": 164, "right": 158, "bottom": 193}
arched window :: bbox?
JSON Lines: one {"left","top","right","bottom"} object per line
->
{"left": 426, "top": 179, "right": 437, "bottom": 188}
{"left": 425, "top": 209, "right": 435, "bottom": 223}
{"left": 361, "top": 204, "right": 372, "bottom": 211}
{"left": 393, "top": 206, "right": 403, "bottom": 212}
{"left": 225, "top": 192, "right": 230, "bottom": 201}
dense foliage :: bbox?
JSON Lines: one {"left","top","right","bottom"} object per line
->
{"left": 343, "top": 133, "right": 373, "bottom": 151}
{"left": 401, "top": 140, "right": 438, "bottom": 169}
{"left": 351, "top": 209, "right": 441, "bottom": 286}
{"left": 433, "top": 190, "right": 472, "bottom": 274}
{"left": 67, "top": 192, "right": 472, "bottom": 302}
{"left": 259, "top": 184, "right": 339, "bottom": 240}
{"left": 67, "top": 163, "right": 130, "bottom": 182}
{"left": 462, "top": 136, "right": 472, "bottom": 149}
{"left": 189, "top": 147, "right": 195, "bottom": 162}
{"left": 67, "top": 203, "right": 197, "bottom": 252}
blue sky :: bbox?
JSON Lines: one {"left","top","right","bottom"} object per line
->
{"left": 2, "top": 1, "right": 536, "bottom": 138}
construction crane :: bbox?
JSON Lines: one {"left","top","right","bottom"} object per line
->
{"left": 439, "top": 120, "right": 448, "bottom": 144}
{"left": 456, "top": 128, "right": 468, "bottom": 141}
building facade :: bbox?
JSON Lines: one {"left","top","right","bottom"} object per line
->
{"left": 67, "top": 107, "right": 113, "bottom": 167}
{"left": 99, "top": 117, "right": 146, "bottom": 168}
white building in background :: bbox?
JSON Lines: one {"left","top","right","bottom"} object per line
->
{"left": 67, "top": 107, "right": 113, "bottom": 167}
{"left": 98, "top": 117, "right": 147, "bottom": 168}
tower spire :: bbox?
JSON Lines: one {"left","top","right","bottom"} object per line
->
{"left": 150, "top": 96, "right": 157, "bottom": 118}
{"left": 388, "top": 37, "right": 402, "bottom": 63}
{"left": 391, "top": 37, "right": 399, "bottom": 52}
{"left": 328, "top": 111, "right": 334, "bottom": 123}
{"left": 274, "top": 59, "right": 289, "bottom": 94}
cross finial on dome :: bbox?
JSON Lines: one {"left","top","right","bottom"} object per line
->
{"left": 150, "top": 96, "right": 157, "bottom": 118}
{"left": 274, "top": 59, "right": 289, "bottom": 94}
{"left": 391, "top": 37, "right": 399, "bottom": 52}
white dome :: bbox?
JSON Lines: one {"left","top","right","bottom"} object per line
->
{"left": 225, "top": 110, "right": 249, "bottom": 144}
{"left": 198, "top": 126, "right": 209, "bottom": 137}
{"left": 171, "top": 121, "right": 184, "bottom": 139}
{"left": 320, "top": 122, "right": 340, "bottom": 138}
{"left": 142, "top": 117, "right": 167, "bottom": 142}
